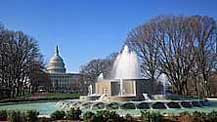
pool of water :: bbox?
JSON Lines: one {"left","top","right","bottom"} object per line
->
{"left": 0, "top": 101, "right": 58, "bottom": 115}
{"left": 1, "top": 100, "right": 217, "bottom": 116}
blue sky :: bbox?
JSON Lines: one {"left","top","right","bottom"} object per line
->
{"left": 0, "top": 0, "right": 217, "bottom": 72}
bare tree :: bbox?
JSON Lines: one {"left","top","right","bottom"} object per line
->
{"left": 126, "top": 22, "right": 161, "bottom": 94}
{"left": 156, "top": 16, "right": 197, "bottom": 95}
{"left": 80, "top": 59, "right": 105, "bottom": 84}
{"left": 0, "top": 25, "right": 44, "bottom": 98}
{"left": 29, "top": 55, "right": 51, "bottom": 93}
{"left": 189, "top": 16, "right": 217, "bottom": 96}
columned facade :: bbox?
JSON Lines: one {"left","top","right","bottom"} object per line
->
{"left": 47, "top": 46, "right": 82, "bottom": 93}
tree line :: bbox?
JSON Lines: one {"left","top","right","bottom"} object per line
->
{"left": 81, "top": 15, "right": 217, "bottom": 97}
{"left": 0, "top": 25, "right": 49, "bottom": 99}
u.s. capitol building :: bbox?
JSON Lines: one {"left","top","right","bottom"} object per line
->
{"left": 47, "top": 46, "right": 82, "bottom": 93}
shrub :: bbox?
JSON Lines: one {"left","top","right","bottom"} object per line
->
{"left": 83, "top": 110, "right": 124, "bottom": 122}
{"left": 177, "top": 115, "right": 193, "bottom": 122}
{"left": 207, "top": 111, "right": 217, "bottom": 122}
{"left": 66, "top": 108, "right": 82, "bottom": 120}
{"left": 50, "top": 110, "right": 65, "bottom": 120}
{"left": 108, "top": 111, "right": 122, "bottom": 121}
{"left": 95, "top": 110, "right": 106, "bottom": 122}
{"left": 0, "top": 110, "right": 7, "bottom": 121}
{"left": 8, "top": 111, "right": 25, "bottom": 122}
{"left": 83, "top": 111, "right": 95, "bottom": 122}
{"left": 98, "top": 110, "right": 122, "bottom": 122}
{"left": 125, "top": 113, "right": 133, "bottom": 122}
{"left": 192, "top": 111, "right": 207, "bottom": 122}
{"left": 192, "top": 111, "right": 206, "bottom": 117}
{"left": 179, "top": 111, "right": 191, "bottom": 116}
{"left": 141, "top": 111, "right": 162, "bottom": 122}
{"left": 95, "top": 110, "right": 114, "bottom": 122}
{"left": 25, "top": 110, "right": 39, "bottom": 122}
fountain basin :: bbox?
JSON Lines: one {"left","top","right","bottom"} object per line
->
{"left": 0, "top": 99, "right": 215, "bottom": 117}
{"left": 106, "top": 96, "right": 140, "bottom": 102}
{"left": 58, "top": 99, "right": 209, "bottom": 111}
{"left": 96, "top": 78, "right": 157, "bottom": 101}
{"left": 80, "top": 95, "right": 100, "bottom": 101}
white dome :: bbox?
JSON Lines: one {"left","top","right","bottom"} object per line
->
{"left": 47, "top": 46, "right": 66, "bottom": 73}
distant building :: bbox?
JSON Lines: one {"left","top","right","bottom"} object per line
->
{"left": 47, "top": 46, "right": 82, "bottom": 93}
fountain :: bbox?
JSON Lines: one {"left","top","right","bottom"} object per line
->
{"left": 112, "top": 45, "right": 140, "bottom": 80}
{"left": 58, "top": 45, "right": 209, "bottom": 115}
{"left": 95, "top": 45, "right": 162, "bottom": 101}
{"left": 112, "top": 45, "right": 140, "bottom": 96}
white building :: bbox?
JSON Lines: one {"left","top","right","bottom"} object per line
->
{"left": 47, "top": 46, "right": 82, "bottom": 93}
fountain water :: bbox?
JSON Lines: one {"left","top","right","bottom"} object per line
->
{"left": 95, "top": 45, "right": 150, "bottom": 100}
{"left": 88, "top": 84, "right": 93, "bottom": 96}
{"left": 110, "top": 45, "right": 141, "bottom": 96}
{"left": 160, "top": 74, "right": 168, "bottom": 96}
{"left": 112, "top": 45, "right": 140, "bottom": 79}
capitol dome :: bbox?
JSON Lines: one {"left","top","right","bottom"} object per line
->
{"left": 47, "top": 46, "right": 66, "bottom": 73}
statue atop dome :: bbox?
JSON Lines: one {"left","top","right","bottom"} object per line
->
{"left": 55, "top": 45, "right": 60, "bottom": 56}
